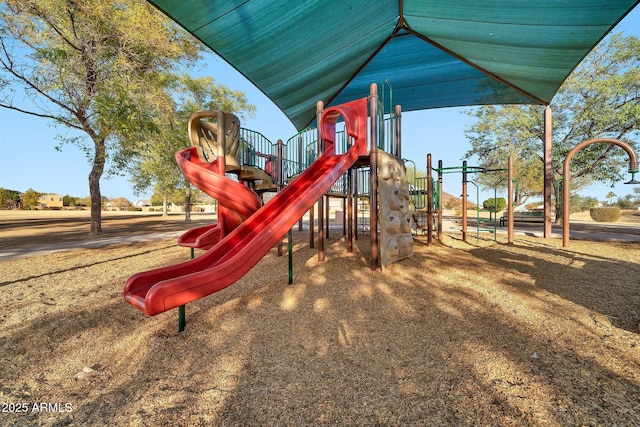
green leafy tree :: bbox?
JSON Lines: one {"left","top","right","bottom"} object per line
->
{"left": 150, "top": 191, "right": 185, "bottom": 206}
{"left": 7, "top": 188, "right": 21, "bottom": 208}
{"left": 570, "top": 194, "right": 599, "bottom": 213}
{"left": 606, "top": 191, "right": 617, "bottom": 206}
{"left": 130, "top": 75, "right": 255, "bottom": 219}
{"left": 464, "top": 105, "right": 547, "bottom": 205}
{"left": 617, "top": 194, "right": 634, "bottom": 209}
{"left": 21, "top": 188, "right": 40, "bottom": 209}
{"left": 62, "top": 194, "right": 78, "bottom": 206}
{"left": 465, "top": 33, "right": 640, "bottom": 222}
{"left": 75, "top": 196, "right": 91, "bottom": 207}
{"left": 0, "top": 188, "right": 7, "bottom": 209}
{"left": 0, "top": 0, "right": 202, "bottom": 234}
{"left": 482, "top": 197, "right": 506, "bottom": 212}
{"left": 403, "top": 163, "right": 425, "bottom": 185}
{"left": 150, "top": 189, "right": 194, "bottom": 208}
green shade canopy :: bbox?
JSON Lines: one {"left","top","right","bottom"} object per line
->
{"left": 149, "top": 0, "right": 638, "bottom": 130}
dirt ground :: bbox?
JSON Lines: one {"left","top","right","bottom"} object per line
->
{"left": 0, "top": 210, "right": 216, "bottom": 249}
{"left": 1, "top": 211, "right": 640, "bottom": 426}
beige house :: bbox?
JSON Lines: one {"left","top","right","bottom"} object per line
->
{"left": 39, "top": 193, "right": 64, "bottom": 208}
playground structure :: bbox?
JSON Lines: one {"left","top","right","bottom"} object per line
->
{"left": 118, "top": 2, "right": 640, "bottom": 332}
{"left": 122, "top": 94, "right": 639, "bottom": 331}
{"left": 418, "top": 137, "right": 639, "bottom": 249}
{"left": 124, "top": 84, "right": 418, "bottom": 326}
{"left": 415, "top": 156, "right": 517, "bottom": 246}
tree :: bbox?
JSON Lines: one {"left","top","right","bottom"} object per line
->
{"left": 606, "top": 191, "right": 617, "bottom": 206}
{"left": 8, "top": 189, "right": 21, "bottom": 208}
{"left": 464, "top": 105, "right": 547, "bottom": 206}
{"left": 617, "top": 194, "right": 634, "bottom": 209}
{"left": 482, "top": 197, "right": 506, "bottom": 212}
{"left": 0, "top": 188, "right": 8, "bottom": 209}
{"left": 633, "top": 186, "right": 640, "bottom": 204}
{"left": 110, "top": 197, "right": 131, "bottom": 210}
{"left": 0, "top": 187, "right": 12, "bottom": 209}
{"left": 0, "top": 0, "right": 202, "bottom": 234}
{"left": 570, "top": 194, "right": 599, "bottom": 213}
{"left": 129, "top": 75, "right": 255, "bottom": 220}
{"left": 403, "top": 163, "right": 425, "bottom": 185}
{"left": 75, "top": 196, "right": 91, "bottom": 207}
{"left": 21, "top": 188, "right": 40, "bottom": 209}
{"left": 465, "top": 33, "right": 640, "bottom": 222}
{"left": 62, "top": 194, "right": 78, "bottom": 206}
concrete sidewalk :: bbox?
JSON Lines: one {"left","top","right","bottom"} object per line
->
{"left": 448, "top": 218, "right": 640, "bottom": 243}
{"left": 0, "top": 230, "right": 185, "bottom": 262}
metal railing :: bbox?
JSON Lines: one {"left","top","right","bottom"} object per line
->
{"left": 238, "top": 128, "right": 276, "bottom": 172}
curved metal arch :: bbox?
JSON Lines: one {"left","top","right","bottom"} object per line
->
{"left": 562, "top": 138, "right": 639, "bottom": 248}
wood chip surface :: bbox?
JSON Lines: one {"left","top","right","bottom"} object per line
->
{"left": 1, "top": 213, "right": 640, "bottom": 426}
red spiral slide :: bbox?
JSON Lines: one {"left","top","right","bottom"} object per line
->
{"left": 174, "top": 154, "right": 262, "bottom": 251}
{"left": 124, "top": 98, "right": 368, "bottom": 316}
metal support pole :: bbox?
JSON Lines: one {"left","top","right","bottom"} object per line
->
{"left": 317, "top": 101, "right": 325, "bottom": 262}
{"left": 288, "top": 229, "right": 293, "bottom": 285}
{"left": 354, "top": 170, "right": 359, "bottom": 241}
{"left": 178, "top": 305, "right": 186, "bottom": 332}
{"left": 342, "top": 197, "right": 346, "bottom": 236}
{"left": 216, "top": 111, "right": 227, "bottom": 237}
{"left": 543, "top": 106, "right": 552, "bottom": 238}
{"left": 298, "top": 135, "right": 304, "bottom": 232}
{"left": 325, "top": 195, "right": 330, "bottom": 239}
{"left": 277, "top": 139, "right": 284, "bottom": 189}
{"left": 277, "top": 139, "right": 284, "bottom": 256}
{"left": 437, "top": 160, "right": 443, "bottom": 241}
{"left": 562, "top": 168, "right": 570, "bottom": 248}
{"left": 426, "top": 154, "right": 433, "bottom": 246}
{"left": 395, "top": 105, "right": 402, "bottom": 159}
{"left": 347, "top": 168, "right": 354, "bottom": 252}
{"left": 470, "top": 181, "right": 480, "bottom": 239}
{"left": 462, "top": 160, "right": 468, "bottom": 242}
{"left": 369, "top": 83, "right": 379, "bottom": 270}
{"left": 309, "top": 205, "right": 315, "bottom": 248}
{"left": 507, "top": 156, "right": 514, "bottom": 244}
{"left": 179, "top": 247, "right": 196, "bottom": 332}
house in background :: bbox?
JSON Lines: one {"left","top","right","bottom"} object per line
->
{"left": 133, "top": 200, "right": 151, "bottom": 208}
{"left": 39, "top": 193, "right": 63, "bottom": 209}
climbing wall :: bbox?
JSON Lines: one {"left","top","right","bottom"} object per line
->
{"left": 378, "top": 151, "right": 414, "bottom": 266}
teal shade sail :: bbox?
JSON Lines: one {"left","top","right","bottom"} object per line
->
{"left": 149, "top": 0, "right": 638, "bottom": 129}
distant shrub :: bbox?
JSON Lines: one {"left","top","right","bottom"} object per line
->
{"left": 127, "top": 207, "right": 142, "bottom": 212}
{"left": 483, "top": 197, "right": 506, "bottom": 212}
{"left": 589, "top": 207, "right": 620, "bottom": 222}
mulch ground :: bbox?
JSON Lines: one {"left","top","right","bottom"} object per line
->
{"left": 1, "top": 213, "right": 640, "bottom": 426}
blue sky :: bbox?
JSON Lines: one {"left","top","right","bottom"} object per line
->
{"left": 1, "top": 7, "right": 638, "bottom": 204}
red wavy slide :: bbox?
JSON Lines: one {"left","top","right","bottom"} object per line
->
{"left": 175, "top": 155, "right": 262, "bottom": 251}
{"left": 124, "top": 98, "right": 367, "bottom": 316}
